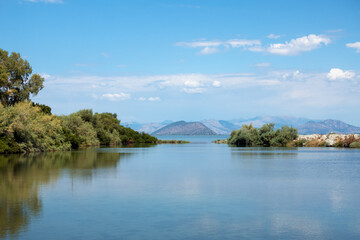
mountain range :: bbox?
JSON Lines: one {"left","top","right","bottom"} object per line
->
{"left": 123, "top": 116, "right": 360, "bottom": 135}
{"left": 152, "top": 121, "right": 216, "bottom": 135}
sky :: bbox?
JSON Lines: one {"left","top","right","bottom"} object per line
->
{"left": 1, "top": 0, "right": 360, "bottom": 125}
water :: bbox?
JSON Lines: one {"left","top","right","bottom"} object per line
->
{"left": 1, "top": 136, "right": 360, "bottom": 240}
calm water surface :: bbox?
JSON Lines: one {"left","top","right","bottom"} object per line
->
{"left": 1, "top": 136, "right": 360, "bottom": 240}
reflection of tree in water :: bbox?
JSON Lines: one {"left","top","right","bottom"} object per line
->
{"left": 0, "top": 150, "right": 124, "bottom": 239}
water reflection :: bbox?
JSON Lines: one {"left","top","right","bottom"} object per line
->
{"left": 0, "top": 149, "right": 125, "bottom": 239}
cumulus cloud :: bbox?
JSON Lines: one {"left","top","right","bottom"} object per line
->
{"left": 327, "top": 68, "right": 355, "bottom": 80}
{"left": 177, "top": 34, "right": 329, "bottom": 56}
{"left": 176, "top": 39, "right": 261, "bottom": 55}
{"left": 184, "top": 80, "right": 201, "bottom": 88}
{"left": 267, "top": 34, "right": 281, "bottom": 39}
{"left": 101, "top": 93, "right": 130, "bottom": 101}
{"left": 265, "top": 34, "right": 331, "bottom": 55}
{"left": 346, "top": 42, "right": 360, "bottom": 53}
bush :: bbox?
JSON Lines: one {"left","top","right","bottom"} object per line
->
{"left": 304, "top": 139, "right": 328, "bottom": 147}
{"left": 60, "top": 113, "right": 99, "bottom": 148}
{"left": 333, "top": 141, "right": 344, "bottom": 148}
{"left": 343, "top": 135, "right": 356, "bottom": 148}
{"left": 228, "top": 123, "right": 298, "bottom": 147}
{"left": 349, "top": 142, "right": 360, "bottom": 148}
{"left": 0, "top": 102, "right": 71, "bottom": 152}
{"left": 289, "top": 139, "right": 307, "bottom": 147}
{"left": 0, "top": 103, "right": 158, "bottom": 153}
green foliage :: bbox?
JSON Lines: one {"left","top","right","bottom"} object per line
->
{"left": 349, "top": 142, "right": 360, "bottom": 148}
{"left": 0, "top": 49, "right": 157, "bottom": 154}
{"left": 60, "top": 113, "right": 99, "bottom": 148}
{"left": 0, "top": 49, "right": 44, "bottom": 106}
{"left": 32, "top": 102, "right": 52, "bottom": 115}
{"left": 334, "top": 141, "right": 344, "bottom": 148}
{"left": 289, "top": 139, "right": 307, "bottom": 147}
{"left": 228, "top": 123, "right": 298, "bottom": 147}
{"left": 0, "top": 102, "right": 71, "bottom": 153}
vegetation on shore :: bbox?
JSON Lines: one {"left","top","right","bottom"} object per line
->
{"left": 228, "top": 123, "right": 298, "bottom": 147}
{"left": 157, "top": 140, "right": 190, "bottom": 144}
{"left": 292, "top": 134, "right": 360, "bottom": 148}
{"left": 0, "top": 49, "right": 157, "bottom": 154}
{"left": 219, "top": 124, "right": 360, "bottom": 148}
{"left": 0, "top": 102, "right": 158, "bottom": 153}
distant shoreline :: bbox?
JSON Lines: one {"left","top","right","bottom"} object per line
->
{"left": 214, "top": 133, "right": 360, "bottom": 148}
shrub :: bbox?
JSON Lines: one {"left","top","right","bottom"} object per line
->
{"left": 228, "top": 123, "right": 298, "bottom": 147}
{"left": 289, "top": 139, "right": 307, "bottom": 147}
{"left": 305, "top": 139, "right": 328, "bottom": 147}
{"left": 343, "top": 135, "right": 356, "bottom": 148}
{"left": 349, "top": 142, "right": 360, "bottom": 148}
{"left": 333, "top": 141, "right": 344, "bottom": 148}
{"left": 0, "top": 102, "right": 71, "bottom": 152}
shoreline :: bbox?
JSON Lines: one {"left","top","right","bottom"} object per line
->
{"left": 213, "top": 134, "right": 360, "bottom": 148}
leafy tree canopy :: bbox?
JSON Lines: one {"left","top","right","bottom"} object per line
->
{"left": 0, "top": 49, "right": 44, "bottom": 106}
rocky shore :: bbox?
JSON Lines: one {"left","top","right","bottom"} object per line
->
{"left": 298, "top": 134, "right": 360, "bottom": 147}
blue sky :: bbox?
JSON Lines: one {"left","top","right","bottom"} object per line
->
{"left": 1, "top": 0, "right": 360, "bottom": 125}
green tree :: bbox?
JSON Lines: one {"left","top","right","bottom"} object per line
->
{"left": 0, "top": 49, "right": 44, "bottom": 106}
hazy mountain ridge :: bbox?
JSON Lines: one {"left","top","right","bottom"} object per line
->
{"left": 298, "top": 119, "right": 360, "bottom": 134}
{"left": 123, "top": 117, "right": 360, "bottom": 135}
{"left": 152, "top": 121, "right": 216, "bottom": 135}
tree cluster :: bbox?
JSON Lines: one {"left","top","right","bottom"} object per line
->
{"left": 228, "top": 123, "right": 298, "bottom": 147}
{"left": 0, "top": 49, "right": 157, "bottom": 153}
{"left": 0, "top": 102, "right": 157, "bottom": 153}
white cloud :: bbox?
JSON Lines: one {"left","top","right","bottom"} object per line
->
{"left": 176, "top": 39, "right": 261, "bottom": 55}
{"left": 255, "top": 62, "right": 271, "bottom": 67}
{"left": 101, "top": 93, "right": 130, "bottom": 101}
{"left": 45, "top": 69, "right": 359, "bottom": 108}
{"left": 227, "top": 39, "right": 261, "bottom": 48}
{"left": 184, "top": 80, "right": 201, "bottom": 88}
{"left": 40, "top": 73, "right": 51, "bottom": 79}
{"left": 199, "top": 47, "right": 218, "bottom": 55}
{"left": 177, "top": 34, "right": 329, "bottom": 56}
{"left": 267, "top": 34, "right": 281, "bottom": 39}
{"left": 183, "top": 88, "right": 206, "bottom": 94}
{"left": 266, "top": 34, "right": 331, "bottom": 55}
{"left": 25, "top": 0, "right": 63, "bottom": 3}
{"left": 213, "top": 81, "right": 221, "bottom": 87}
{"left": 327, "top": 68, "right": 355, "bottom": 80}
{"left": 346, "top": 42, "right": 360, "bottom": 53}
{"left": 148, "top": 97, "right": 161, "bottom": 101}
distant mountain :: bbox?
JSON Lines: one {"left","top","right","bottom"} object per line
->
{"left": 125, "top": 117, "right": 360, "bottom": 135}
{"left": 122, "top": 121, "right": 143, "bottom": 130}
{"left": 122, "top": 120, "right": 174, "bottom": 134}
{"left": 137, "top": 122, "right": 167, "bottom": 134}
{"left": 230, "top": 116, "right": 311, "bottom": 129}
{"left": 298, "top": 119, "right": 360, "bottom": 134}
{"left": 152, "top": 121, "right": 217, "bottom": 135}
{"left": 201, "top": 119, "right": 239, "bottom": 135}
